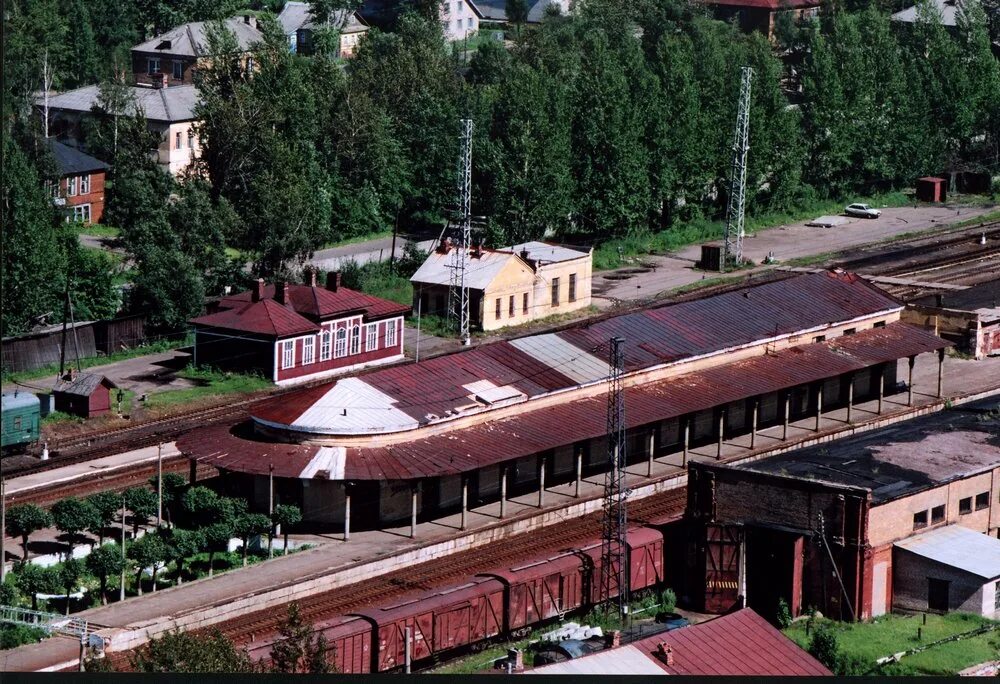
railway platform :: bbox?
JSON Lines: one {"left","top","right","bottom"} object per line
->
{"left": 4, "top": 353, "right": 999, "bottom": 672}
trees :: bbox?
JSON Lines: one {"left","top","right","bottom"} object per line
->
{"left": 163, "top": 528, "right": 203, "bottom": 585}
{"left": 125, "top": 487, "right": 159, "bottom": 536}
{"left": 127, "top": 534, "right": 167, "bottom": 595}
{"left": 181, "top": 487, "right": 243, "bottom": 576}
{"left": 51, "top": 498, "right": 99, "bottom": 559}
{"left": 233, "top": 513, "right": 271, "bottom": 567}
{"left": 808, "top": 625, "right": 840, "bottom": 671}
{"left": 130, "top": 629, "right": 258, "bottom": 673}
{"left": 269, "top": 602, "right": 331, "bottom": 673}
{"left": 86, "top": 492, "right": 122, "bottom": 546}
{"left": 272, "top": 504, "right": 303, "bottom": 554}
{"left": 57, "top": 558, "right": 86, "bottom": 615}
{"left": 86, "top": 543, "right": 126, "bottom": 605}
{"left": 149, "top": 473, "right": 189, "bottom": 527}
{"left": 15, "top": 564, "right": 58, "bottom": 611}
{"left": 5, "top": 504, "right": 52, "bottom": 562}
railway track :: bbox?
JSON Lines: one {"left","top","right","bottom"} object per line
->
{"left": 201, "top": 488, "right": 687, "bottom": 653}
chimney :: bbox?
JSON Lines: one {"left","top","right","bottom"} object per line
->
{"left": 656, "top": 643, "right": 674, "bottom": 666}
{"left": 935, "top": 293, "right": 944, "bottom": 307}
{"left": 326, "top": 271, "right": 342, "bottom": 292}
{"left": 150, "top": 71, "right": 168, "bottom": 89}
{"left": 520, "top": 248, "right": 530, "bottom": 261}
{"left": 606, "top": 630, "right": 621, "bottom": 648}
{"left": 244, "top": 14, "right": 252, "bottom": 25}
{"left": 438, "top": 237, "right": 453, "bottom": 254}
{"left": 275, "top": 281, "right": 288, "bottom": 305}
{"left": 252, "top": 278, "right": 265, "bottom": 302}
{"left": 305, "top": 267, "right": 317, "bottom": 288}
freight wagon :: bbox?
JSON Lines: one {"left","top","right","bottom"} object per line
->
{"left": 244, "top": 526, "right": 667, "bottom": 673}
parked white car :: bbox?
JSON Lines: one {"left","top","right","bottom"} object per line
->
{"left": 845, "top": 203, "right": 882, "bottom": 219}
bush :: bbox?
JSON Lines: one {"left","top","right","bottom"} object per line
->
{"left": 808, "top": 625, "right": 839, "bottom": 671}
{"left": 776, "top": 597, "right": 792, "bottom": 629}
{"left": 658, "top": 588, "right": 677, "bottom": 613}
{"left": 0, "top": 623, "right": 48, "bottom": 650}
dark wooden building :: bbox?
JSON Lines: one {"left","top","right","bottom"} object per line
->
{"left": 53, "top": 371, "right": 117, "bottom": 418}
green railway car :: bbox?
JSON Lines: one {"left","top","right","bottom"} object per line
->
{"left": 1, "top": 391, "right": 41, "bottom": 452}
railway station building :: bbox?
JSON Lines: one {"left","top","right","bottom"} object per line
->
{"left": 685, "top": 397, "right": 1000, "bottom": 622}
{"left": 179, "top": 270, "right": 952, "bottom": 537}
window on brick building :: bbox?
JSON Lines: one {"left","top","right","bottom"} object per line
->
{"left": 931, "top": 505, "right": 945, "bottom": 524}
{"left": 335, "top": 327, "right": 347, "bottom": 358}
{"left": 320, "top": 329, "right": 332, "bottom": 361}
{"left": 912, "top": 510, "right": 928, "bottom": 530}
{"left": 67, "top": 176, "right": 78, "bottom": 196}
{"left": 959, "top": 497, "right": 972, "bottom": 515}
{"left": 350, "top": 325, "right": 361, "bottom": 355}
{"left": 303, "top": 336, "right": 315, "bottom": 365}
{"left": 71, "top": 204, "right": 91, "bottom": 223}
{"left": 148, "top": 57, "right": 160, "bottom": 74}
{"left": 79, "top": 174, "right": 90, "bottom": 194}
{"left": 366, "top": 323, "right": 378, "bottom": 351}
{"left": 975, "top": 492, "right": 989, "bottom": 511}
{"left": 385, "top": 319, "right": 396, "bottom": 347}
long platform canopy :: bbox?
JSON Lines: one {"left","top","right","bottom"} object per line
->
{"left": 251, "top": 271, "right": 903, "bottom": 437}
{"left": 178, "top": 321, "right": 950, "bottom": 482}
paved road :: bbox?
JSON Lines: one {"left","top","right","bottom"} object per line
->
{"left": 308, "top": 237, "right": 437, "bottom": 272}
{"left": 593, "top": 204, "right": 995, "bottom": 307}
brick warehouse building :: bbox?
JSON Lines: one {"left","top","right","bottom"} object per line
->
{"left": 179, "top": 271, "right": 951, "bottom": 534}
{"left": 685, "top": 398, "right": 1000, "bottom": 622}
{"left": 189, "top": 271, "right": 410, "bottom": 385}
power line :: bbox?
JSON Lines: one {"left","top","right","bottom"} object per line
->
{"left": 722, "top": 66, "right": 753, "bottom": 273}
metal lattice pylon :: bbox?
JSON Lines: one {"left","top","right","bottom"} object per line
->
{"left": 722, "top": 66, "right": 753, "bottom": 272}
{"left": 448, "top": 118, "right": 474, "bottom": 346}
{"left": 601, "top": 337, "right": 628, "bottom": 619}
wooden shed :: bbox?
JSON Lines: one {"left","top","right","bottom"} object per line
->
{"left": 916, "top": 176, "right": 947, "bottom": 203}
{"left": 52, "top": 371, "right": 117, "bottom": 418}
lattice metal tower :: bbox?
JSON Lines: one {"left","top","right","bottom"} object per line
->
{"left": 601, "top": 336, "right": 629, "bottom": 619}
{"left": 448, "top": 118, "right": 475, "bottom": 346}
{"left": 721, "top": 66, "right": 753, "bottom": 273}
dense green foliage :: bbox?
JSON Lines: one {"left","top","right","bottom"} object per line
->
{"left": 4, "top": 0, "right": 998, "bottom": 337}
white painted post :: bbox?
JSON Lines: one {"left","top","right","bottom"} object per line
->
{"left": 156, "top": 444, "right": 163, "bottom": 528}
{"left": 750, "top": 401, "right": 758, "bottom": 449}
{"left": 538, "top": 456, "right": 546, "bottom": 508}
{"left": 500, "top": 466, "right": 508, "bottom": 519}
{"left": 878, "top": 368, "right": 885, "bottom": 415}
{"left": 268, "top": 464, "right": 274, "bottom": 558}
{"left": 937, "top": 349, "right": 945, "bottom": 398}
{"left": 815, "top": 384, "right": 824, "bottom": 432}
{"left": 404, "top": 627, "right": 412, "bottom": 674}
{"left": 119, "top": 494, "right": 126, "bottom": 602}
{"left": 344, "top": 487, "right": 351, "bottom": 542}
{"left": 647, "top": 428, "right": 655, "bottom": 477}
{"left": 783, "top": 393, "right": 791, "bottom": 440}
{"left": 575, "top": 447, "right": 583, "bottom": 498}
{"left": 410, "top": 485, "right": 418, "bottom": 539}
{"left": 716, "top": 410, "right": 725, "bottom": 459}
{"left": 907, "top": 356, "right": 915, "bottom": 406}
{"left": 682, "top": 418, "right": 690, "bottom": 468}
{"left": 846, "top": 375, "right": 854, "bottom": 423}
{"left": 461, "top": 477, "right": 468, "bottom": 530}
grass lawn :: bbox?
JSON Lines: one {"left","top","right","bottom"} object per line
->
{"left": 593, "top": 191, "right": 913, "bottom": 271}
{"left": 72, "top": 223, "right": 120, "bottom": 239}
{"left": 144, "top": 366, "right": 272, "bottom": 409}
{"left": 784, "top": 612, "right": 1000, "bottom": 675}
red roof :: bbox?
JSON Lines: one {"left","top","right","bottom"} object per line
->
{"left": 190, "top": 298, "right": 319, "bottom": 338}
{"left": 190, "top": 282, "right": 410, "bottom": 338}
{"left": 633, "top": 608, "right": 831, "bottom": 676}
{"left": 178, "top": 322, "right": 951, "bottom": 481}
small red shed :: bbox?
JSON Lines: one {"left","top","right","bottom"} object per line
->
{"left": 52, "top": 371, "right": 117, "bottom": 418}
{"left": 916, "top": 176, "right": 947, "bottom": 203}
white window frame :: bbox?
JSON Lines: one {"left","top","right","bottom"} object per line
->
{"left": 303, "top": 336, "right": 315, "bottom": 365}
{"left": 320, "top": 328, "right": 332, "bottom": 361}
{"left": 350, "top": 324, "right": 361, "bottom": 355}
{"left": 467, "top": 17, "right": 473, "bottom": 28}
{"left": 366, "top": 323, "right": 378, "bottom": 352}
{"left": 71, "top": 204, "right": 91, "bottom": 224}
{"left": 148, "top": 57, "right": 160, "bottom": 75}
{"left": 67, "top": 176, "right": 78, "bottom": 196}
{"left": 281, "top": 339, "right": 295, "bottom": 369}
{"left": 385, "top": 319, "right": 397, "bottom": 347}
{"left": 334, "top": 327, "right": 347, "bottom": 358}
{"left": 79, "top": 174, "right": 90, "bottom": 194}
{"left": 176, "top": 132, "right": 183, "bottom": 149}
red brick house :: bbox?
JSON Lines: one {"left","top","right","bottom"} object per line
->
{"left": 190, "top": 272, "right": 410, "bottom": 385}
{"left": 45, "top": 139, "right": 109, "bottom": 225}
{"left": 704, "top": 0, "right": 822, "bottom": 40}
{"left": 52, "top": 371, "right": 117, "bottom": 418}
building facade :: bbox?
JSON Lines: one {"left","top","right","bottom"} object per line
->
{"left": 44, "top": 139, "right": 109, "bottom": 225}
{"left": 704, "top": 0, "right": 821, "bottom": 40}
{"left": 410, "top": 240, "right": 592, "bottom": 331}
{"left": 278, "top": 1, "right": 370, "bottom": 57}
{"left": 189, "top": 272, "right": 410, "bottom": 386}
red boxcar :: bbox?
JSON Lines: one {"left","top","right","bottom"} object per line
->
{"left": 581, "top": 527, "right": 665, "bottom": 604}
{"left": 351, "top": 577, "right": 505, "bottom": 671}
{"left": 243, "top": 614, "right": 372, "bottom": 673}
{"left": 478, "top": 551, "right": 585, "bottom": 632}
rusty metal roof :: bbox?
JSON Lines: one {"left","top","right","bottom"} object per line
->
{"left": 251, "top": 271, "right": 904, "bottom": 435}
{"left": 179, "top": 322, "right": 950, "bottom": 481}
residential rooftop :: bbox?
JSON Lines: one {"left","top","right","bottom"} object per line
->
{"left": 45, "top": 138, "right": 109, "bottom": 176}
{"left": 132, "top": 17, "right": 263, "bottom": 57}
{"left": 735, "top": 397, "right": 1000, "bottom": 504}
{"left": 38, "top": 84, "right": 199, "bottom": 122}
{"left": 277, "top": 1, "right": 368, "bottom": 34}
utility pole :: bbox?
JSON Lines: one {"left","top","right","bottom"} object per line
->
{"left": 268, "top": 463, "right": 274, "bottom": 559}
{"left": 448, "top": 118, "right": 474, "bottom": 346}
{"left": 721, "top": 66, "right": 753, "bottom": 273}
{"left": 1, "top": 473, "right": 7, "bottom": 585}
{"left": 156, "top": 444, "right": 163, "bottom": 528}
{"left": 59, "top": 281, "right": 70, "bottom": 378}
{"left": 67, "top": 287, "right": 82, "bottom": 372}
{"left": 601, "top": 337, "right": 629, "bottom": 620}
{"left": 119, "top": 494, "right": 126, "bottom": 602}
